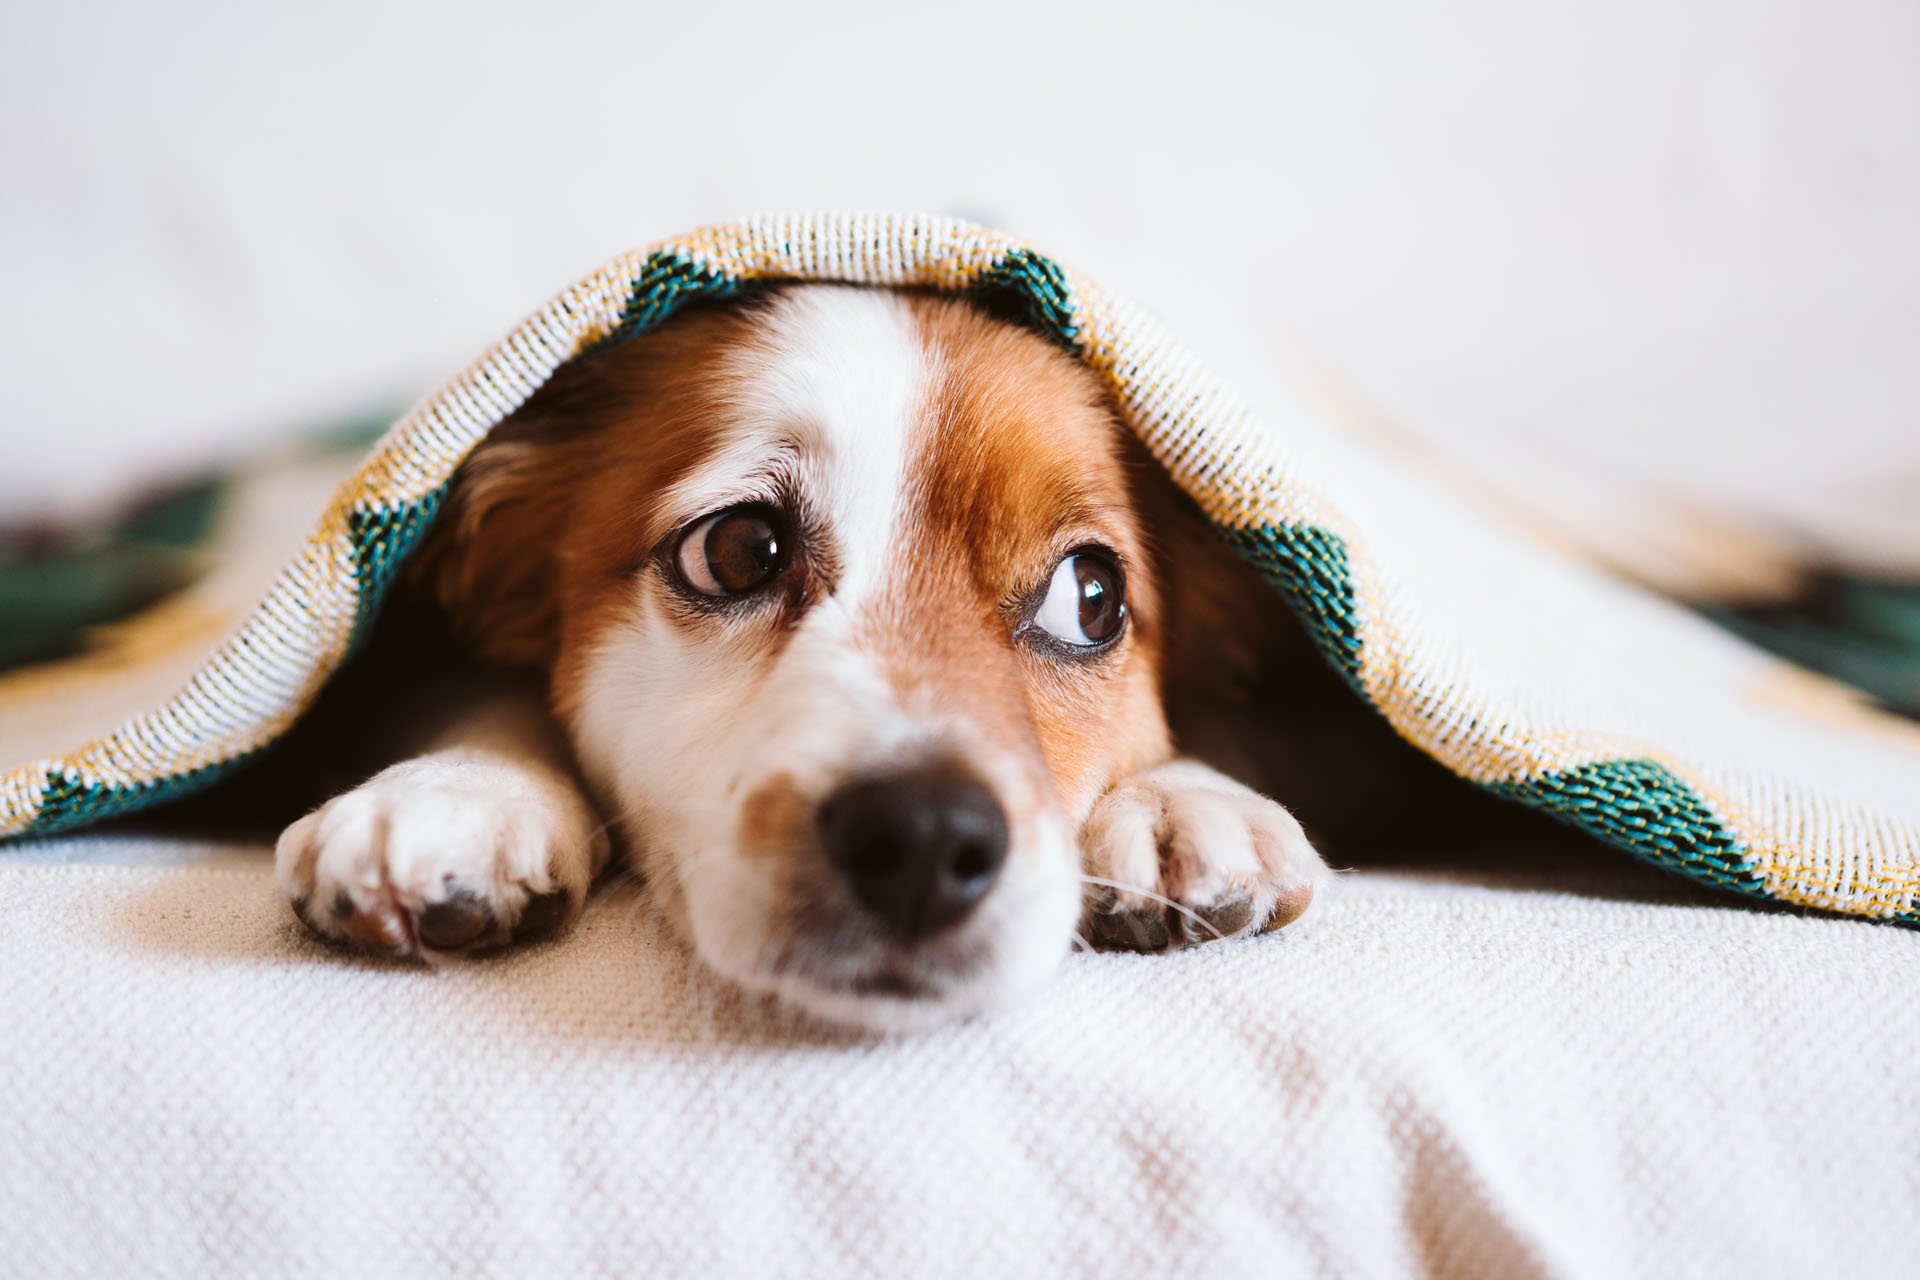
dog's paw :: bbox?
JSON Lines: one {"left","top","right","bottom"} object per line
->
{"left": 275, "top": 756, "right": 607, "bottom": 959}
{"left": 1078, "top": 759, "right": 1327, "bottom": 952}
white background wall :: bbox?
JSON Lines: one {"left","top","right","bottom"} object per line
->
{"left": 4, "top": 0, "right": 1915, "bottom": 562}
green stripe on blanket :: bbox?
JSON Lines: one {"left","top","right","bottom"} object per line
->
{"left": 3, "top": 214, "right": 1918, "bottom": 929}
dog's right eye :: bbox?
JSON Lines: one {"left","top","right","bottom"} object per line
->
{"left": 673, "top": 505, "right": 791, "bottom": 596}
{"left": 1031, "top": 548, "right": 1126, "bottom": 649}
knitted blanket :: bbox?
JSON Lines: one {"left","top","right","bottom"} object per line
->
{"left": 4, "top": 213, "right": 1918, "bottom": 925}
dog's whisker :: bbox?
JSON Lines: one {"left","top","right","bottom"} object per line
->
{"left": 267, "top": 278, "right": 1340, "bottom": 1035}
{"left": 1075, "top": 873, "right": 1227, "bottom": 942}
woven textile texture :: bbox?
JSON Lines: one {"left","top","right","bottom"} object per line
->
{"left": 4, "top": 837, "right": 1918, "bottom": 1278}
{"left": 2, "top": 213, "right": 1918, "bottom": 923}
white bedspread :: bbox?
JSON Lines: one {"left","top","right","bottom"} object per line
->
{"left": 4, "top": 837, "right": 1915, "bottom": 1278}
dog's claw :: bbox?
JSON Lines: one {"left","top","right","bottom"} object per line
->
{"left": 1193, "top": 892, "right": 1254, "bottom": 940}
{"left": 1263, "top": 882, "right": 1315, "bottom": 933}
{"left": 514, "top": 888, "right": 572, "bottom": 941}
{"left": 416, "top": 888, "right": 496, "bottom": 950}
{"left": 1090, "top": 907, "right": 1172, "bottom": 953}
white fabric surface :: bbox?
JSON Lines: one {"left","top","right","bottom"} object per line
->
{"left": 5, "top": 836, "right": 1917, "bottom": 1278}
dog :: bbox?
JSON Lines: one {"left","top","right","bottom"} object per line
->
{"left": 274, "top": 283, "right": 1338, "bottom": 1030}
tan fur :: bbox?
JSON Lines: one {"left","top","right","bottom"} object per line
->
{"left": 313, "top": 284, "right": 1337, "bottom": 1023}
{"left": 890, "top": 295, "right": 1172, "bottom": 817}
{"left": 420, "top": 298, "right": 791, "bottom": 678}
{"left": 423, "top": 289, "right": 1180, "bottom": 852}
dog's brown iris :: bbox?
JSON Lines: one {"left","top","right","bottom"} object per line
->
{"left": 675, "top": 505, "right": 789, "bottom": 596}
{"left": 1071, "top": 554, "right": 1124, "bottom": 643}
{"left": 1033, "top": 549, "right": 1126, "bottom": 648}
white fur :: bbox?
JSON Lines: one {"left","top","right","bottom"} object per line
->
{"left": 663, "top": 286, "right": 923, "bottom": 606}
{"left": 571, "top": 288, "right": 1080, "bottom": 1029}
{"left": 275, "top": 286, "right": 1325, "bottom": 1028}
{"left": 1080, "top": 759, "right": 1327, "bottom": 942}
{"left": 275, "top": 688, "right": 607, "bottom": 956}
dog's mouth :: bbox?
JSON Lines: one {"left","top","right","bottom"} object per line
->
{"left": 741, "top": 941, "right": 1041, "bottom": 1033}
{"left": 673, "top": 810, "right": 1081, "bottom": 1031}
{"left": 666, "top": 868, "right": 1082, "bottom": 1032}
{"left": 842, "top": 967, "right": 932, "bottom": 999}
{"left": 634, "top": 742, "right": 1087, "bottom": 1030}
{"left": 753, "top": 917, "right": 1002, "bottom": 1015}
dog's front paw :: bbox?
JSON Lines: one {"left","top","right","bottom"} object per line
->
{"left": 275, "top": 757, "right": 607, "bottom": 958}
{"left": 1078, "top": 759, "right": 1327, "bottom": 952}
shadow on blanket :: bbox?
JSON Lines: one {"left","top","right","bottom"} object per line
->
{"left": 100, "top": 587, "right": 1615, "bottom": 882}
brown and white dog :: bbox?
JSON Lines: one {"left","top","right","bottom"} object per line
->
{"left": 274, "top": 284, "right": 1333, "bottom": 1030}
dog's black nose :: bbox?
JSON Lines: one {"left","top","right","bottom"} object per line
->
{"left": 817, "top": 766, "right": 1010, "bottom": 941}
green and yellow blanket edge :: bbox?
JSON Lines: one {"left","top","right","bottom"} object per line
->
{"left": 1, "top": 213, "right": 1912, "bottom": 927}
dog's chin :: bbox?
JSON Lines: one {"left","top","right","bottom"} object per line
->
{"left": 742, "top": 954, "right": 1060, "bottom": 1034}
{"left": 674, "top": 864, "right": 1081, "bottom": 1034}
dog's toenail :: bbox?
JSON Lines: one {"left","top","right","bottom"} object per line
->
{"left": 513, "top": 888, "right": 570, "bottom": 941}
{"left": 417, "top": 888, "right": 494, "bottom": 950}
{"left": 330, "top": 890, "right": 354, "bottom": 919}
{"left": 1130, "top": 912, "right": 1171, "bottom": 952}
{"left": 338, "top": 904, "right": 409, "bottom": 952}
{"left": 1263, "top": 882, "right": 1315, "bottom": 932}
{"left": 1196, "top": 893, "right": 1253, "bottom": 939}
{"left": 1091, "top": 908, "right": 1170, "bottom": 953}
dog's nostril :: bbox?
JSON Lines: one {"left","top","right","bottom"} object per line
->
{"left": 950, "top": 839, "right": 996, "bottom": 886}
{"left": 817, "top": 767, "right": 1011, "bottom": 942}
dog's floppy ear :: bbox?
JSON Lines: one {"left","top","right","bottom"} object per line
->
{"left": 414, "top": 431, "right": 573, "bottom": 666}
{"left": 411, "top": 291, "right": 776, "bottom": 667}
{"left": 412, "top": 321, "right": 671, "bottom": 666}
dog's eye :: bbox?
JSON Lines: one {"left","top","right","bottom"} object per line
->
{"left": 674, "top": 505, "right": 790, "bottom": 596}
{"left": 1033, "top": 550, "right": 1126, "bottom": 647}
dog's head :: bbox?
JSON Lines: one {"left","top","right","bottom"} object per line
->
{"left": 426, "top": 285, "right": 1175, "bottom": 1028}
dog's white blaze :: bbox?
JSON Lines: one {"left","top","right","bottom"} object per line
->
{"left": 659, "top": 286, "right": 923, "bottom": 613}
{"left": 570, "top": 288, "right": 1078, "bottom": 1029}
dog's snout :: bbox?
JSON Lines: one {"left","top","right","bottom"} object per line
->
{"left": 817, "top": 767, "right": 1010, "bottom": 941}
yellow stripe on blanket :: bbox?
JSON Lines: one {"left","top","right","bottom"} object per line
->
{"left": 4, "top": 212, "right": 1918, "bottom": 928}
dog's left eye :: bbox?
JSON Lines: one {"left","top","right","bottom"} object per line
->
{"left": 674, "top": 504, "right": 791, "bottom": 596}
{"left": 1032, "top": 549, "right": 1126, "bottom": 648}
